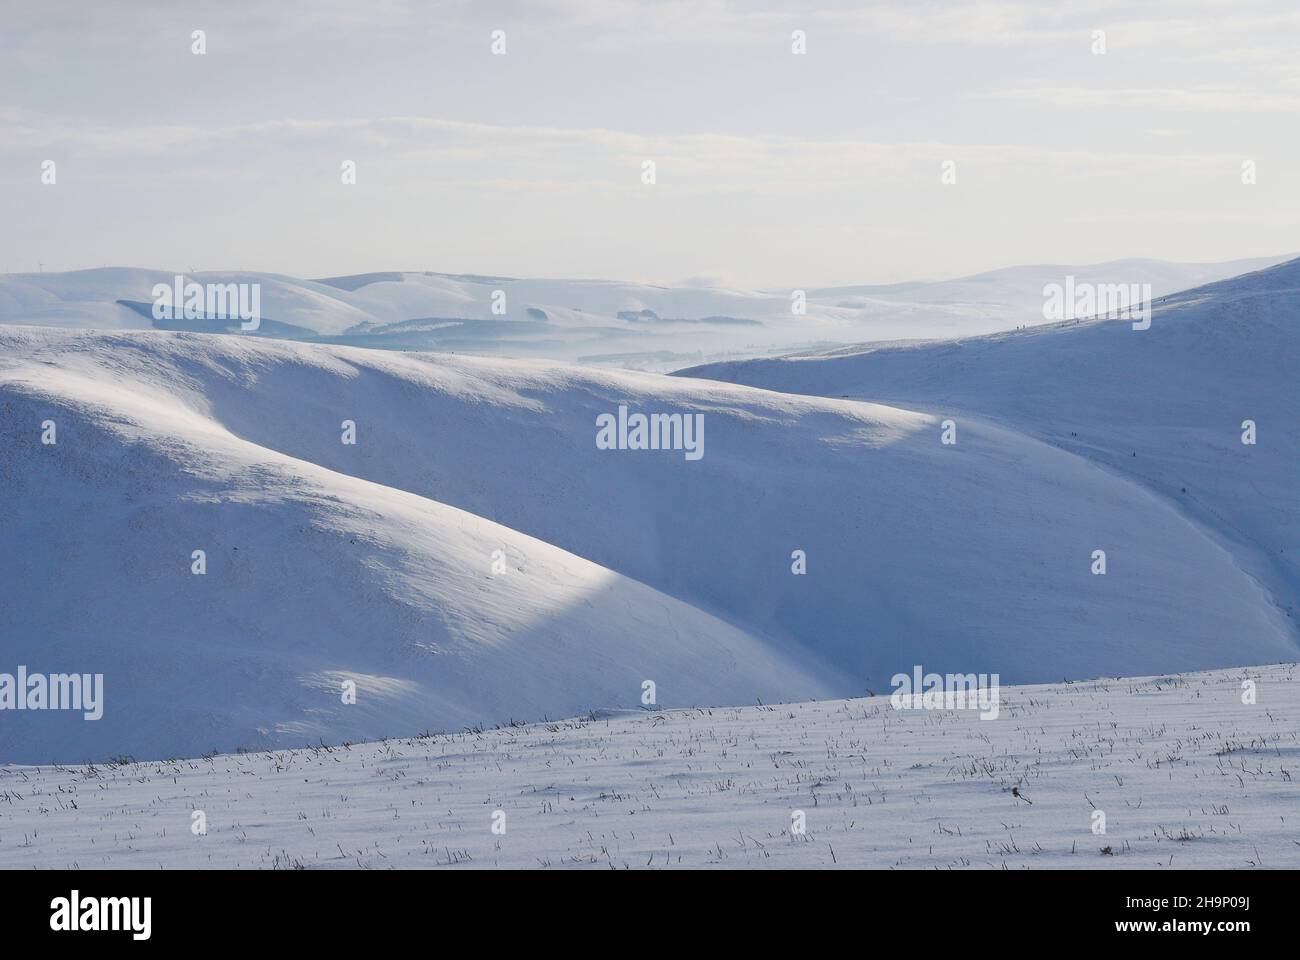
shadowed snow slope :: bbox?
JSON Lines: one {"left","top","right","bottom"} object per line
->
{"left": 680, "top": 257, "right": 1300, "bottom": 643}
{"left": 1, "top": 325, "right": 1295, "bottom": 762}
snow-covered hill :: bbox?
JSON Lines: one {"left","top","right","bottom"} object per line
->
{"left": 0, "top": 332, "right": 838, "bottom": 764}
{"left": 2, "top": 322, "right": 1296, "bottom": 762}
{"left": 0, "top": 256, "right": 1288, "bottom": 371}
{"left": 1, "top": 663, "right": 1295, "bottom": 870}
{"left": 680, "top": 257, "right": 1300, "bottom": 645}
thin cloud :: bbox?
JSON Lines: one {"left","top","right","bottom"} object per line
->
{"left": 0, "top": 114, "right": 1243, "bottom": 185}
{"left": 983, "top": 85, "right": 1300, "bottom": 111}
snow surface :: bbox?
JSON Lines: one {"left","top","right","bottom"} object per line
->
{"left": 1, "top": 663, "right": 1296, "bottom": 870}
{"left": 2, "top": 316, "right": 1296, "bottom": 762}
{"left": 0, "top": 256, "right": 1289, "bottom": 371}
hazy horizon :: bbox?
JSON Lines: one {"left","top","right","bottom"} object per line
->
{"left": 2, "top": 251, "right": 1297, "bottom": 293}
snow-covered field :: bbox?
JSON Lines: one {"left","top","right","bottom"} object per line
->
{"left": 1, "top": 663, "right": 1295, "bottom": 870}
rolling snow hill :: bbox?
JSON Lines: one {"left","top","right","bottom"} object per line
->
{"left": 2, "top": 321, "right": 1296, "bottom": 762}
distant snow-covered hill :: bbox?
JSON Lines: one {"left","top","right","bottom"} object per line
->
{"left": 0, "top": 255, "right": 1289, "bottom": 370}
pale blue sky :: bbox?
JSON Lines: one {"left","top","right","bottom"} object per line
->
{"left": 2, "top": 0, "right": 1297, "bottom": 286}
